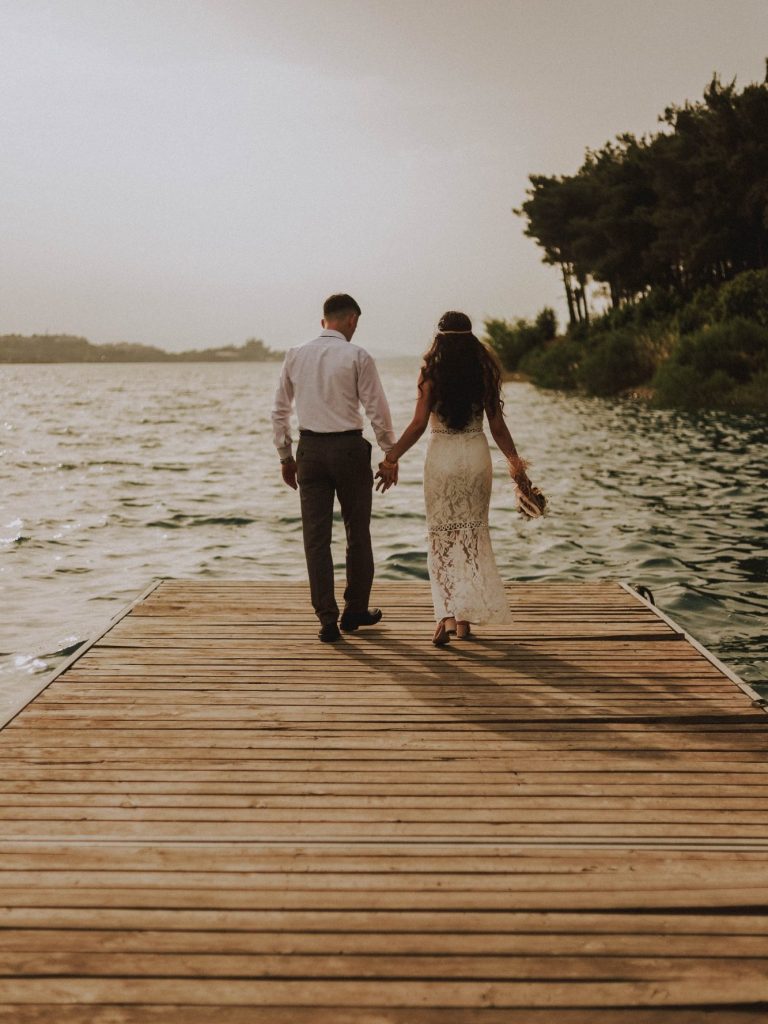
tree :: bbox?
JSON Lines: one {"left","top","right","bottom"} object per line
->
{"left": 515, "top": 64, "right": 768, "bottom": 315}
{"left": 515, "top": 174, "right": 595, "bottom": 325}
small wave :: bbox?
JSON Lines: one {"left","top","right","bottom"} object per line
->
{"left": 146, "top": 514, "right": 258, "bottom": 528}
{"left": 386, "top": 549, "right": 426, "bottom": 562}
{"left": 41, "top": 639, "right": 85, "bottom": 658}
{"left": 382, "top": 551, "right": 429, "bottom": 579}
{"left": 371, "top": 509, "right": 425, "bottom": 521}
{"left": 636, "top": 555, "right": 687, "bottom": 570}
{"left": 381, "top": 564, "right": 429, "bottom": 580}
{"left": 9, "top": 653, "right": 49, "bottom": 675}
{"left": 86, "top": 459, "right": 143, "bottom": 468}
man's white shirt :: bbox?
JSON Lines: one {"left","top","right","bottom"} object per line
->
{"left": 271, "top": 330, "right": 397, "bottom": 460}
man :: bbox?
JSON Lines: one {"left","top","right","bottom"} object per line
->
{"left": 271, "top": 294, "right": 397, "bottom": 642}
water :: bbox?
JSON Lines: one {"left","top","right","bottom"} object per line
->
{"left": 1, "top": 359, "right": 766, "bottom": 722}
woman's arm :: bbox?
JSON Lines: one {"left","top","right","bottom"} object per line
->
{"left": 375, "top": 377, "right": 432, "bottom": 491}
{"left": 385, "top": 377, "right": 433, "bottom": 463}
{"left": 486, "top": 402, "right": 527, "bottom": 479}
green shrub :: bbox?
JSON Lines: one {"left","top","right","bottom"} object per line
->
{"left": 728, "top": 369, "right": 768, "bottom": 413}
{"left": 521, "top": 338, "right": 584, "bottom": 389}
{"left": 681, "top": 318, "right": 766, "bottom": 380}
{"left": 652, "top": 363, "right": 735, "bottom": 410}
{"left": 578, "top": 329, "right": 655, "bottom": 396}
{"left": 634, "top": 288, "right": 682, "bottom": 327}
{"left": 534, "top": 307, "right": 558, "bottom": 341}
{"left": 566, "top": 318, "right": 591, "bottom": 342}
{"left": 489, "top": 267, "right": 768, "bottom": 411}
{"left": 484, "top": 307, "right": 558, "bottom": 371}
{"left": 652, "top": 318, "right": 768, "bottom": 411}
{"left": 675, "top": 285, "right": 719, "bottom": 335}
{"left": 589, "top": 288, "right": 683, "bottom": 337}
{"left": 716, "top": 269, "right": 768, "bottom": 327}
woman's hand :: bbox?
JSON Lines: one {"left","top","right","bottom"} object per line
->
{"left": 375, "top": 459, "right": 399, "bottom": 492}
{"left": 507, "top": 454, "right": 529, "bottom": 483}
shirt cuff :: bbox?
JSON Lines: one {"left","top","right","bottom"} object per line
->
{"left": 277, "top": 444, "right": 294, "bottom": 460}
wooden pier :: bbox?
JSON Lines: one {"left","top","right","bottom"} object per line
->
{"left": 0, "top": 579, "right": 766, "bottom": 1022}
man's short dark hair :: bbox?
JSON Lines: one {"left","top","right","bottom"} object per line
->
{"left": 323, "top": 293, "right": 361, "bottom": 319}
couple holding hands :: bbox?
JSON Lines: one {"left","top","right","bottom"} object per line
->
{"left": 271, "top": 293, "right": 543, "bottom": 645}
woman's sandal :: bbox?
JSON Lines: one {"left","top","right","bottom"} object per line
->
{"left": 456, "top": 621, "right": 472, "bottom": 640}
{"left": 432, "top": 619, "right": 451, "bottom": 647}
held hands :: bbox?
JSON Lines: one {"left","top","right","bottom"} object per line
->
{"left": 375, "top": 458, "right": 399, "bottom": 492}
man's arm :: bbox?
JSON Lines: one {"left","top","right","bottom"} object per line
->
{"left": 357, "top": 351, "right": 396, "bottom": 453}
{"left": 271, "top": 354, "right": 298, "bottom": 489}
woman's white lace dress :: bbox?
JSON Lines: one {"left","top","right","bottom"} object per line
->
{"left": 424, "top": 412, "right": 512, "bottom": 624}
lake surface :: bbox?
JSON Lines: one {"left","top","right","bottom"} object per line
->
{"left": 1, "top": 359, "right": 766, "bottom": 722}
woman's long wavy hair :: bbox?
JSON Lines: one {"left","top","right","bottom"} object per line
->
{"left": 420, "top": 311, "right": 503, "bottom": 430}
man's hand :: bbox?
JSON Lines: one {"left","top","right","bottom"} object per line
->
{"left": 281, "top": 458, "right": 298, "bottom": 490}
{"left": 375, "top": 460, "right": 398, "bottom": 492}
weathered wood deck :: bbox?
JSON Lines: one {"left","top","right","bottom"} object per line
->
{"left": 0, "top": 579, "right": 766, "bottom": 1022}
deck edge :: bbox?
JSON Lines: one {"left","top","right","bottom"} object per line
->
{"left": 620, "top": 580, "right": 766, "bottom": 713}
{"left": 0, "top": 577, "right": 167, "bottom": 731}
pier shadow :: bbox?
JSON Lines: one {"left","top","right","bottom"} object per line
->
{"left": 331, "top": 629, "right": 760, "bottom": 760}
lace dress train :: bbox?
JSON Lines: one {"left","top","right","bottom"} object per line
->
{"left": 424, "top": 414, "right": 512, "bottom": 624}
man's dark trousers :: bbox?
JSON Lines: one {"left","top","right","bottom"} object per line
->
{"left": 296, "top": 432, "right": 374, "bottom": 626}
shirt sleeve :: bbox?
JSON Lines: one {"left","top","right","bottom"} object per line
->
{"left": 271, "top": 353, "right": 295, "bottom": 460}
{"left": 357, "top": 351, "right": 397, "bottom": 453}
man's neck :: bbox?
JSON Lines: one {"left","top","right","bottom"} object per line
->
{"left": 323, "top": 323, "right": 352, "bottom": 342}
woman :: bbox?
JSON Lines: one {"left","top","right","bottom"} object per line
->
{"left": 376, "top": 311, "right": 532, "bottom": 645}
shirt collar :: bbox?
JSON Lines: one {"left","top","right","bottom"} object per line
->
{"left": 318, "top": 329, "right": 347, "bottom": 342}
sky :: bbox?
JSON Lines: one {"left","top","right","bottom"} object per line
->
{"left": 2, "top": 1, "right": 767, "bottom": 355}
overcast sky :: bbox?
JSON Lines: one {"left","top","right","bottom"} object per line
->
{"left": 2, "top": 1, "right": 767, "bottom": 354}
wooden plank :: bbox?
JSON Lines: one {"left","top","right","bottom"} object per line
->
{"left": 0, "top": 818, "right": 766, "bottom": 843}
{"left": 0, "top": 951, "right": 766, "bottom": 981}
{"left": 7, "top": 883, "right": 768, "bottom": 910}
{"left": 0, "top": 925, "right": 766, "bottom": 956}
{"left": 1, "top": 805, "right": 767, "bottom": 824}
{"left": 2, "top": 794, "right": 767, "bottom": 809}
{"left": 0, "top": 868, "right": 766, "bottom": 894}
{"left": 0, "top": 1007, "right": 764, "bottom": 1024}
{"left": 2, "top": 906, "right": 767, "bottom": 933}
{"left": 3, "top": 780, "right": 768, "bottom": 796}
{"left": 0, "top": 974, "right": 767, "bottom": 1007}
{"left": 0, "top": 841, "right": 763, "bottom": 867}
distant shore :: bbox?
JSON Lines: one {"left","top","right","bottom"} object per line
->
{"left": 0, "top": 334, "right": 281, "bottom": 364}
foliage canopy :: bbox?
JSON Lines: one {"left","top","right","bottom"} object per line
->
{"left": 516, "top": 66, "right": 768, "bottom": 324}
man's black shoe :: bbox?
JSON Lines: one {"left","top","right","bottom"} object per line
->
{"left": 319, "top": 623, "right": 341, "bottom": 643}
{"left": 340, "top": 608, "right": 383, "bottom": 632}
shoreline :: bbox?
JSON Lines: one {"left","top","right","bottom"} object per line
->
{"left": 0, "top": 358, "right": 282, "bottom": 365}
